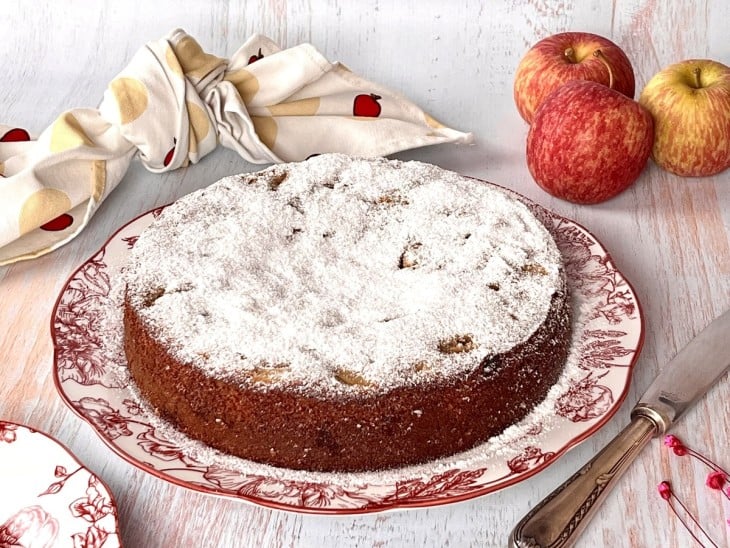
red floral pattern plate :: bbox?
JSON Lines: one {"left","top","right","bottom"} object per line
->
{"left": 0, "top": 421, "right": 121, "bottom": 547}
{"left": 51, "top": 186, "right": 644, "bottom": 514}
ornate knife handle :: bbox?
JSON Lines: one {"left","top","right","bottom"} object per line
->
{"left": 508, "top": 416, "right": 658, "bottom": 548}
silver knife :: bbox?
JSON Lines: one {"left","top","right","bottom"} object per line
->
{"left": 509, "top": 309, "right": 730, "bottom": 548}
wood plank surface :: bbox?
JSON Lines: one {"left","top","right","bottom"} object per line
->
{"left": 1, "top": 1, "right": 728, "bottom": 546}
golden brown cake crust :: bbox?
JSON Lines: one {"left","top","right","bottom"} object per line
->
{"left": 121, "top": 155, "right": 573, "bottom": 472}
{"left": 123, "top": 289, "right": 571, "bottom": 472}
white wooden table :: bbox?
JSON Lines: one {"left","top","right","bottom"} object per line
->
{"left": 1, "top": 1, "right": 729, "bottom": 546}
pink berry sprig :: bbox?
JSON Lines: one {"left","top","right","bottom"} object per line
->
{"left": 665, "top": 435, "right": 730, "bottom": 503}
{"left": 657, "top": 481, "right": 718, "bottom": 548}
{"left": 658, "top": 434, "right": 730, "bottom": 546}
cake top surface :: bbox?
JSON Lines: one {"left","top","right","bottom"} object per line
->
{"left": 123, "top": 154, "right": 564, "bottom": 395}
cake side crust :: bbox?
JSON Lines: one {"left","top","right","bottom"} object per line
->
{"left": 123, "top": 285, "right": 571, "bottom": 472}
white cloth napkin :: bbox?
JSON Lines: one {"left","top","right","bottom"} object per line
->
{"left": 0, "top": 29, "right": 472, "bottom": 265}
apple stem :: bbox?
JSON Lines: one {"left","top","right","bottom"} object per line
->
{"left": 564, "top": 47, "right": 576, "bottom": 63}
{"left": 592, "top": 49, "right": 614, "bottom": 90}
{"left": 692, "top": 67, "right": 702, "bottom": 88}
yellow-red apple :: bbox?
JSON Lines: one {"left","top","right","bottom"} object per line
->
{"left": 514, "top": 32, "right": 636, "bottom": 124}
{"left": 526, "top": 80, "right": 654, "bottom": 204}
{"left": 639, "top": 59, "right": 730, "bottom": 177}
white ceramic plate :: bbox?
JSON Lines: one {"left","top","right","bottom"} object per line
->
{"left": 51, "top": 183, "right": 644, "bottom": 514}
{"left": 0, "top": 421, "right": 121, "bottom": 547}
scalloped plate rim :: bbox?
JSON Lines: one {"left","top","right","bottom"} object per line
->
{"left": 0, "top": 419, "right": 123, "bottom": 541}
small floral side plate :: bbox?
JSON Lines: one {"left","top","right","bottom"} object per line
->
{"left": 0, "top": 421, "right": 121, "bottom": 548}
{"left": 51, "top": 182, "right": 644, "bottom": 514}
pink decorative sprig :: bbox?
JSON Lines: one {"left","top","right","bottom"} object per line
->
{"left": 657, "top": 481, "right": 718, "bottom": 548}
{"left": 658, "top": 434, "right": 730, "bottom": 546}
{"left": 706, "top": 471, "right": 727, "bottom": 492}
{"left": 664, "top": 435, "right": 730, "bottom": 502}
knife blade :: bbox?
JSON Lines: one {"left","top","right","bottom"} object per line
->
{"left": 509, "top": 309, "right": 730, "bottom": 548}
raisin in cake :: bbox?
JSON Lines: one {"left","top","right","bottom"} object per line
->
{"left": 122, "top": 154, "right": 571, "bottom": 472}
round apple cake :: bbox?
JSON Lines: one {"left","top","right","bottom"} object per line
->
{"left": 122, "top": 154, "right": 572, "bottom": 472}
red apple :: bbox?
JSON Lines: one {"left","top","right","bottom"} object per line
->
{"left": 353, "top": 93, "right": 382, "bottom": 117}
{"left": 0, "top": 128, "right": 30, "bottom": 142}
{"left": 514, "top": 32, "right": 635, "bottom": 124}
{"left": 163, "top": 145, "right": 175, "bottom": 167}
{"left": 526, "top": 80, "right": 654, "bottom": 204}
{"left": 248, "top": 48, "right": 264, "bottom": 65}
{"left": 40, "top": 214, "right": 74, "bottom": 231}
{"left": 638, "top": 59, "right": 730, "bottom": 177}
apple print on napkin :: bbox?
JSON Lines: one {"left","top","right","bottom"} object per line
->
{"left": 0, "top": 28, "right": 472, "bottom": 265}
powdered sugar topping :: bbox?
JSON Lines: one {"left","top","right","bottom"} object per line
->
{"left": 123, "top": 154, "right": 563, "bottom": 394}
